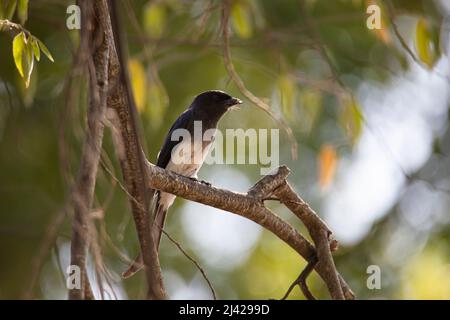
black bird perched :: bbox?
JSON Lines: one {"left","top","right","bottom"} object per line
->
{"left": 123, "top": 90, "right": 243, "bottom": 278}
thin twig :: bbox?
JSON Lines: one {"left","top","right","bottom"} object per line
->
{"left": 273, "top": 182, "right": 345, "bottom": 300}
{"left": 100, "top": 156, "right": 146, "bottom": 212}
{"left": 0, "top": 19, "right": 30, "bottom": 36}
{"left": 281, "top": 258, "right": 317, "bottom": 300}
{"left": 102, "top": 152, "right": 217, "bottom": 300}
{"left": 220, "top": 0, "right": 298, "bottom": 160}
{"left": 23, "top": 203, "right": 68, "bottom": 299}
{"left": 160, "top": 229, "right": 217, "bottom": 300}
{"left": 298, "top": 0, "right": 344, "bottom": 87}
{"left": 385, "top": 0, "right": 421, "bottom": 65}
{"left": 385, "top": 0, "right": 450, "bottom": 82}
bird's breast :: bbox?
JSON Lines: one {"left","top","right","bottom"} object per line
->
{"left": 165, "top": 136, "right": 213, "bottom": 176}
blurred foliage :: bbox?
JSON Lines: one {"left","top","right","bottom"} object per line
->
{"left": 318, "top": 144, "right": 337, "bottom": 190}
{"left": 400, "top": 245, "right": 450, "bottom": 299}
{"left": 0, "top": 0, "right": 449, "bottom": 299}
{"left": 415, "top": 18, "right": 440, "bottom": 68}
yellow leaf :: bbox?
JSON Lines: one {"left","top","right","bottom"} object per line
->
{"left": 13, "top": 32, "right": 34, "bottom": 88}
{"left": 415, "top": 19, "right": 438, "bottom": 69}
{"left": 30, "top": 37, "right": 40, "bottom": 61}
{"left": 231, "top": 1, "right": 253, "bottom": 39}
{"left": 339, "top": 97, "right": 363, "bottom": 145}
{"left": 24, "top": 40, "right": 34, "bottom": 88}
{"left": 299, "top": 90, "right": 322, "bottom": 133}
{"left": 143, "top": 2, "right": 166, "bottom": 38}
{"left": 13, "top": 32, "right": 26, "bottom": 78}
{"left": 276, "top": 74, "right": 296, "bottom": 118}
{"left": 128, "top": 59, "right": 147, "bottom": 112}
{"left": 147, "top": 80, "right": 169, "bottom": 127}
{"left": 318, "top": 144, "right": 337, "bottom": 190}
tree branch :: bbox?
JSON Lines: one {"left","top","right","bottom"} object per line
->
{"left": 0, "top": 19, "right": 28, "bottom": 36}
{"left": 273, "top": 182, "right": 345, "bottom": 299}
{"left": 105, "top": 0, "right": 166, "bottom": 299}
{"left": 160, "top": 228, "right": 217, "bottom": 300}
{"left": 145, "top": 162, "right": 355, "bottom": 300}
{"left": 385, "top": 0, "right": 421, "bottom": 65}
{"left": 69, "top": 0, "right": 110, "bottom": 300}
{"left": 281, "top": 257, "right": 317, "bottom": 300}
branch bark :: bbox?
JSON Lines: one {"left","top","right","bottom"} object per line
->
{"left": 145, "top": 162, "right": 355, "bottom": 300}
{"left": 69, "top": 0, "right": 110, "bottom": 300}
{"left": 105, "top": 0, "right": 166, "bottom": 299}
{"left": 273, "top": 182, "right": 345, "bottom": 299}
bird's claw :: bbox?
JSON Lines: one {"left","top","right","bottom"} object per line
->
{"left": 200, "top": 180, "right": 212, "bottom": 187}
{"left": 188, "top": 176, "right": 211, "bottom": 187}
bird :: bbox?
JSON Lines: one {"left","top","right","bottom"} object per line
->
{"left": 122, "top": 90, "right": 243, "bottom": 278}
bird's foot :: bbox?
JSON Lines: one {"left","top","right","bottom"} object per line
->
{"left": 188, "top": 176, "right": 211, "bottom": 186}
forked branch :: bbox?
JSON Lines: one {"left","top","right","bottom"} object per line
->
{"left": 145, "top": 163, "right": 355, "bottom": 300}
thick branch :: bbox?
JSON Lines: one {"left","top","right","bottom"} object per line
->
{"left": 145, "top": 162, "right": 354, "bottom": 299}
{"left": 105, "top": 0, "right": 166, "bottom": 299}
{"left": 69, "top": 0, "right": 110, "bottom": 300}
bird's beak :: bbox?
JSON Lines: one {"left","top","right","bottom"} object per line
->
{"left": 226, "top": 97, "right": 243, "bottom": 108}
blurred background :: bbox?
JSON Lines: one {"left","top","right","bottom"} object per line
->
{"left": 0, "top": 0, "right": 449, "bottom": 299}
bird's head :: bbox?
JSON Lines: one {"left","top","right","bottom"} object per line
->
{"left": 190, "top": 90, "right": 243, "bottom": 119}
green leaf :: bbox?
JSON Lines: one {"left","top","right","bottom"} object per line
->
{"left": 17, "top": 0, "right": 28, "bottom": 25}
{"left": 36, "top": 38, "right": 54, "bottom": 62}
{"left": 231, "top": 1, "right": 253, "bottom": 39}
{"left": 30, "top": 37, "right": 40, "bottom": 61}
{"left": 415, "top": 19, "right": 439, "bottom": 69}
{"left": 0, "top": 0, "right": 17, "bottom": 20}
{"left": 13, "top": 32, "right": 26, "bottom": 78}
{"left": 143, "top": 2, "right": 166, "bottom": 38}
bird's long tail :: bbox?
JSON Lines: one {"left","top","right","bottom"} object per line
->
{"left": 121, "top": 193, "right": 167, "bottom": 279}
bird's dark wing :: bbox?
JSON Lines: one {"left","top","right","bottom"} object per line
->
{"left": 156, "top": 108, "right": 194, "bottom": 168}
